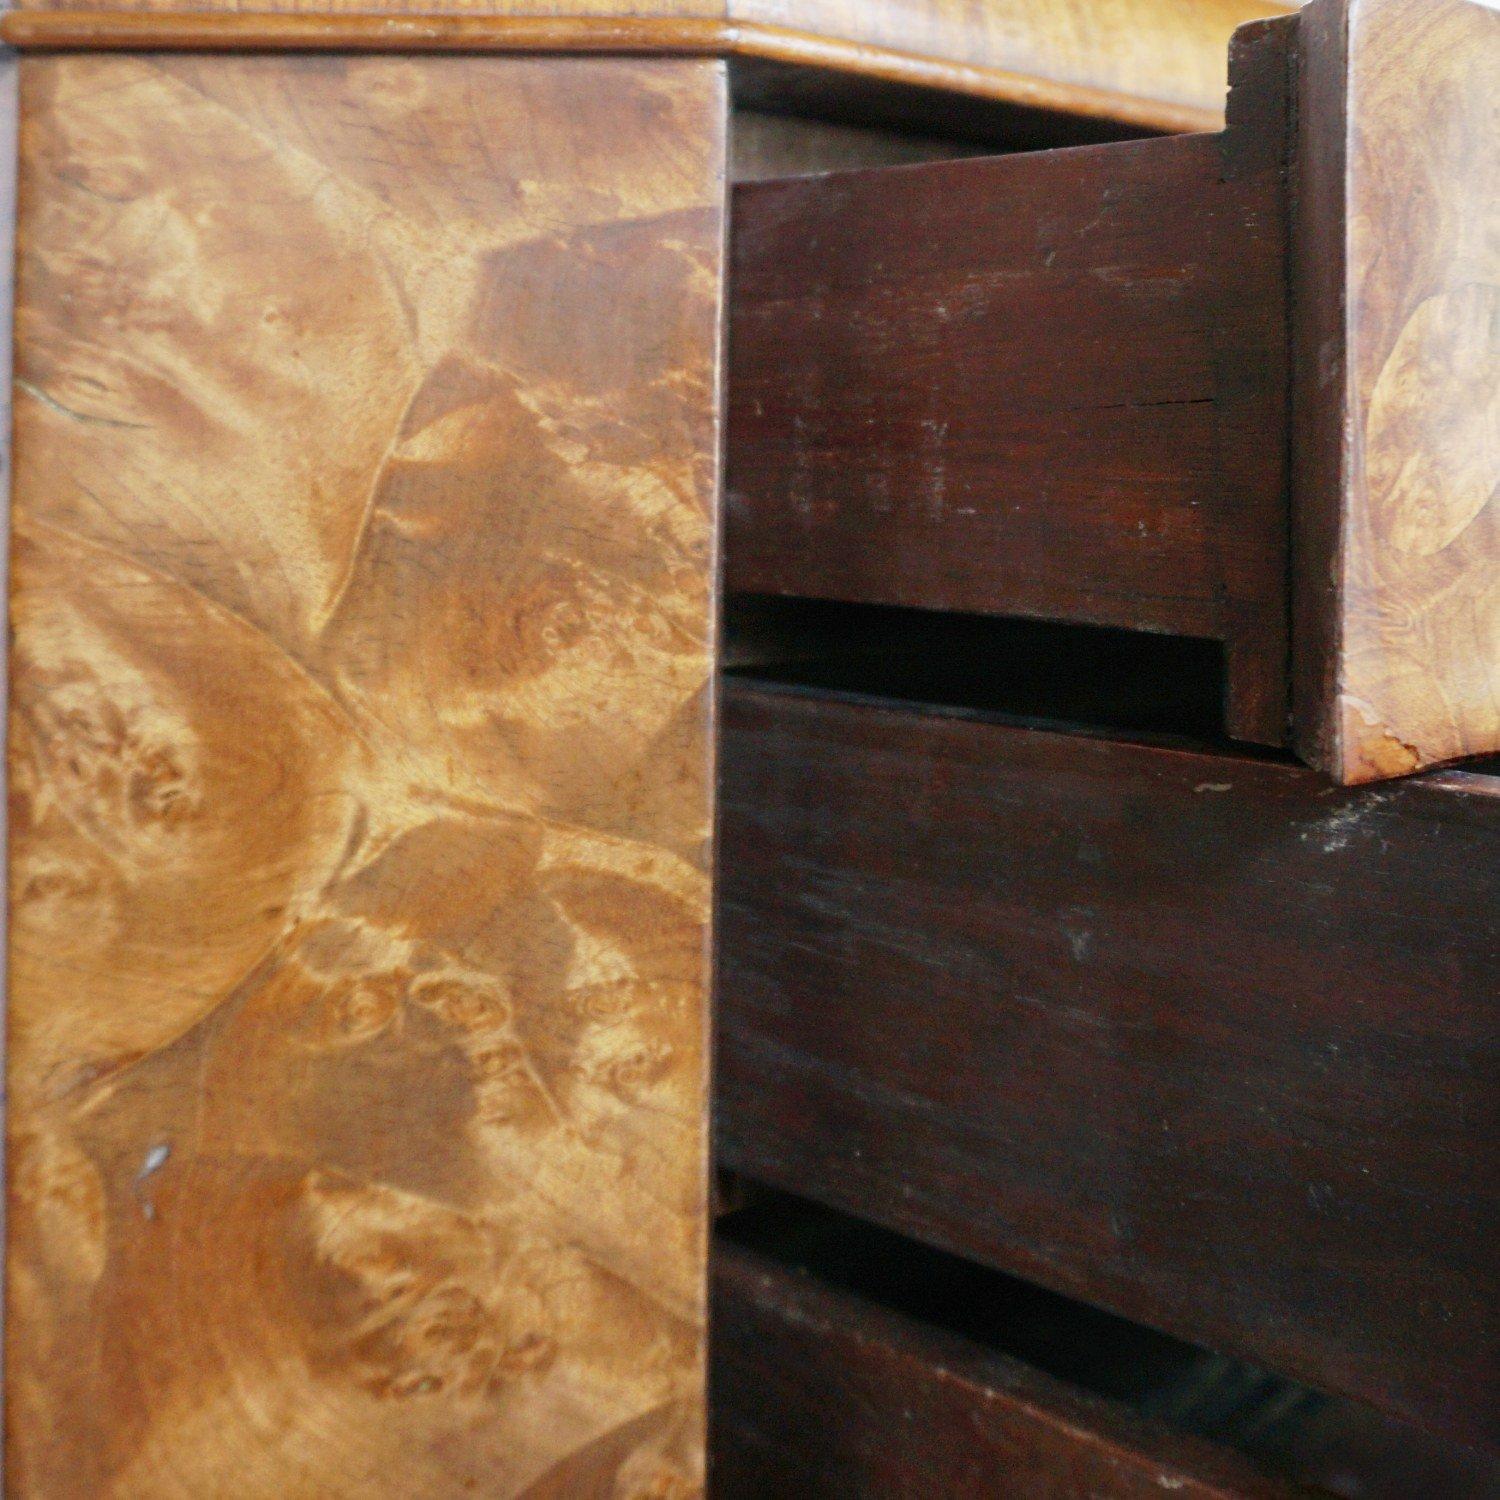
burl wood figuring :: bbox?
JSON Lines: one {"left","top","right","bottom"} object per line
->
{"left": 1291, "top": 0, "right": 1500, "bottom": 782}
{"left": 6, "top": 52, "right": 725, "bottom": 1497}
{"left": 717, "top": 681, "right": 1499, "bottom": 1451}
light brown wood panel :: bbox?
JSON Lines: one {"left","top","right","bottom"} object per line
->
{"left": 5, "top": 0, "right": 1293, "bottom": 130}
{"left": 15, "top": 0, "right": 723, "bottom": 15}
{"left": 0, "top": 12, "right": 1224, "bottom": 136}
{"left": 1292, "top": 0, "right": 1499, "bottom": 782}
{"left": 5, "top": 51, "right": 725, "bottom": 1498}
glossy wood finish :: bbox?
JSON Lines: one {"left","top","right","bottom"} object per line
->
{"left": 0, "top": 11, "right": 737, "bottom": 47}
{"left": 716, "top": 682, "right": 1499, "bottom": 1450}
{"left": 0, "top": 13, "right": 1239, "bottom": 138}
{"left": 10, "top": 0, "right": 726, "bottom": 15}
{"left": 6, "top": 52, "right": 725, "bottom": 1498}
{"left": 1291, "top": 0, "right": 1500, "bottom": 783}
{"left": 728, "top": 21, "right": 1291, "bottom": 745}
{"left": 713, "top": 1241, "right": 1297, "bottom": 1499}
{"left": 735, "top": 0, "right": 1292, "bottom": 125}
{"left": 2, "top": 0, "right": 1294, "bottom": 133}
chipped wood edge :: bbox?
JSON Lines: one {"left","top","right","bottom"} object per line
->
{"left": 0, "top": 11, "right": 1224, "bottom": 132}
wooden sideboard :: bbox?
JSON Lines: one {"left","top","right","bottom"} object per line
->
{"left": 3, "top": 0, "right": 1494, "bottom": 1494}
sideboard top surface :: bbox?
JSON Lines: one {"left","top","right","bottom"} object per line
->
{"left": 2, "top": 0, "right": 1297, "bottom": 130}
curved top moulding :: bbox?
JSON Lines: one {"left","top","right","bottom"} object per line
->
{"left": 0, "top": 0, "right": 1297, "bottom": 133}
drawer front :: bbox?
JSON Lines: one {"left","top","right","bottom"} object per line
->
{"left": 727, "top": 0, "right": 1500, "bottom": 780}
{"left": 713, "top": 1241, "right": 1294, "bottom": 1500}
{"left": 717, "top": 682, "right": 1499, "bottom": 1449}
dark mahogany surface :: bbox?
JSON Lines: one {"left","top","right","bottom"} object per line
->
{"left": 717, "top": 680, "right": 1499, "bottom": 1450}
{"left": 727, "top": 25, "right": 1292, "bottom": 742}
{"left": 713, "top": 1240, "right": 1299, "bottom": 1499}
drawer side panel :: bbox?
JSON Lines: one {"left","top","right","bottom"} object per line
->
{"left": 718, "top": 681, "right": 1499, "bottom": 1448}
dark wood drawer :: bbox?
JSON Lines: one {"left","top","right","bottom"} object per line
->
{"left": 729, "top": 60, "right": 1289, "bottom": 746}
{"left": 727, "top": 1, "right": 1499, "bottom": 781}
{"left": 716, "top": 680, "right": 1499, "bottom": 1451}
{"left": 712, "top": 1240, "right": 1299, "bottom": 1500}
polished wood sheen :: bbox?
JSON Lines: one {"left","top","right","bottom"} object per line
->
{"left": 717, "top": 682, "right": 1499, "bottom": 1450}
{"left": 0, "top": 13, "right": 1221, "bottom": 137}
{"left": 1292, "top": 0, "right": 1500, "bottom": 782}
{"left": 6, "top": 52, "right": 724, "bottom": 1497}
{"left": 0, "top": 11, "right": 738, "bottom": 47}
{"left": 0, "top": 0, "right": 1295, "bottom": 133}
{"left": 713, "top": 1242, "right": 1297, "bottom": 1499}
{"left": 736, "top": 0, "right": 1292, "bottom": 123}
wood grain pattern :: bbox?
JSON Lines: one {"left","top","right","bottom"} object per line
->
{"left": 713, "top": 1241, "right": 1299, "bottom": 1500}
{"left": 7, "top": 0, "right": 727, "bottom": 16}
{"left": 0, "top": 13, "right": 1225, "bottom": 140}
{"left": 0, "top": 11, "right": 737, "bottom": 47}
{"left": 6, "top": 52, "right": 725, "bottom": 1497}
{"left": 1, "top": 0, "right": 1293, "bottom": 132}
{"left": 716, "top": 681, "right": 1499, "bottom": 1450}
{"left": 1292, "top": 0, "right": 1500, "bottom": 782}
{"left": 728, "top": 21, "right": 1291, "bottom": 744}
{"left": 734, "top": 0, "right": 1293, "bottom": 123}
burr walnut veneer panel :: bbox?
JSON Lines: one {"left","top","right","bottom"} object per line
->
{"left": 717, "top": 682, "right": 1499, "bottom": 1450}
{"left": 1291, "top": 0, "right": 1500, "bottom": 783}
{"left": 6, "top": 52, "right": 724, "bottom": 1497}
